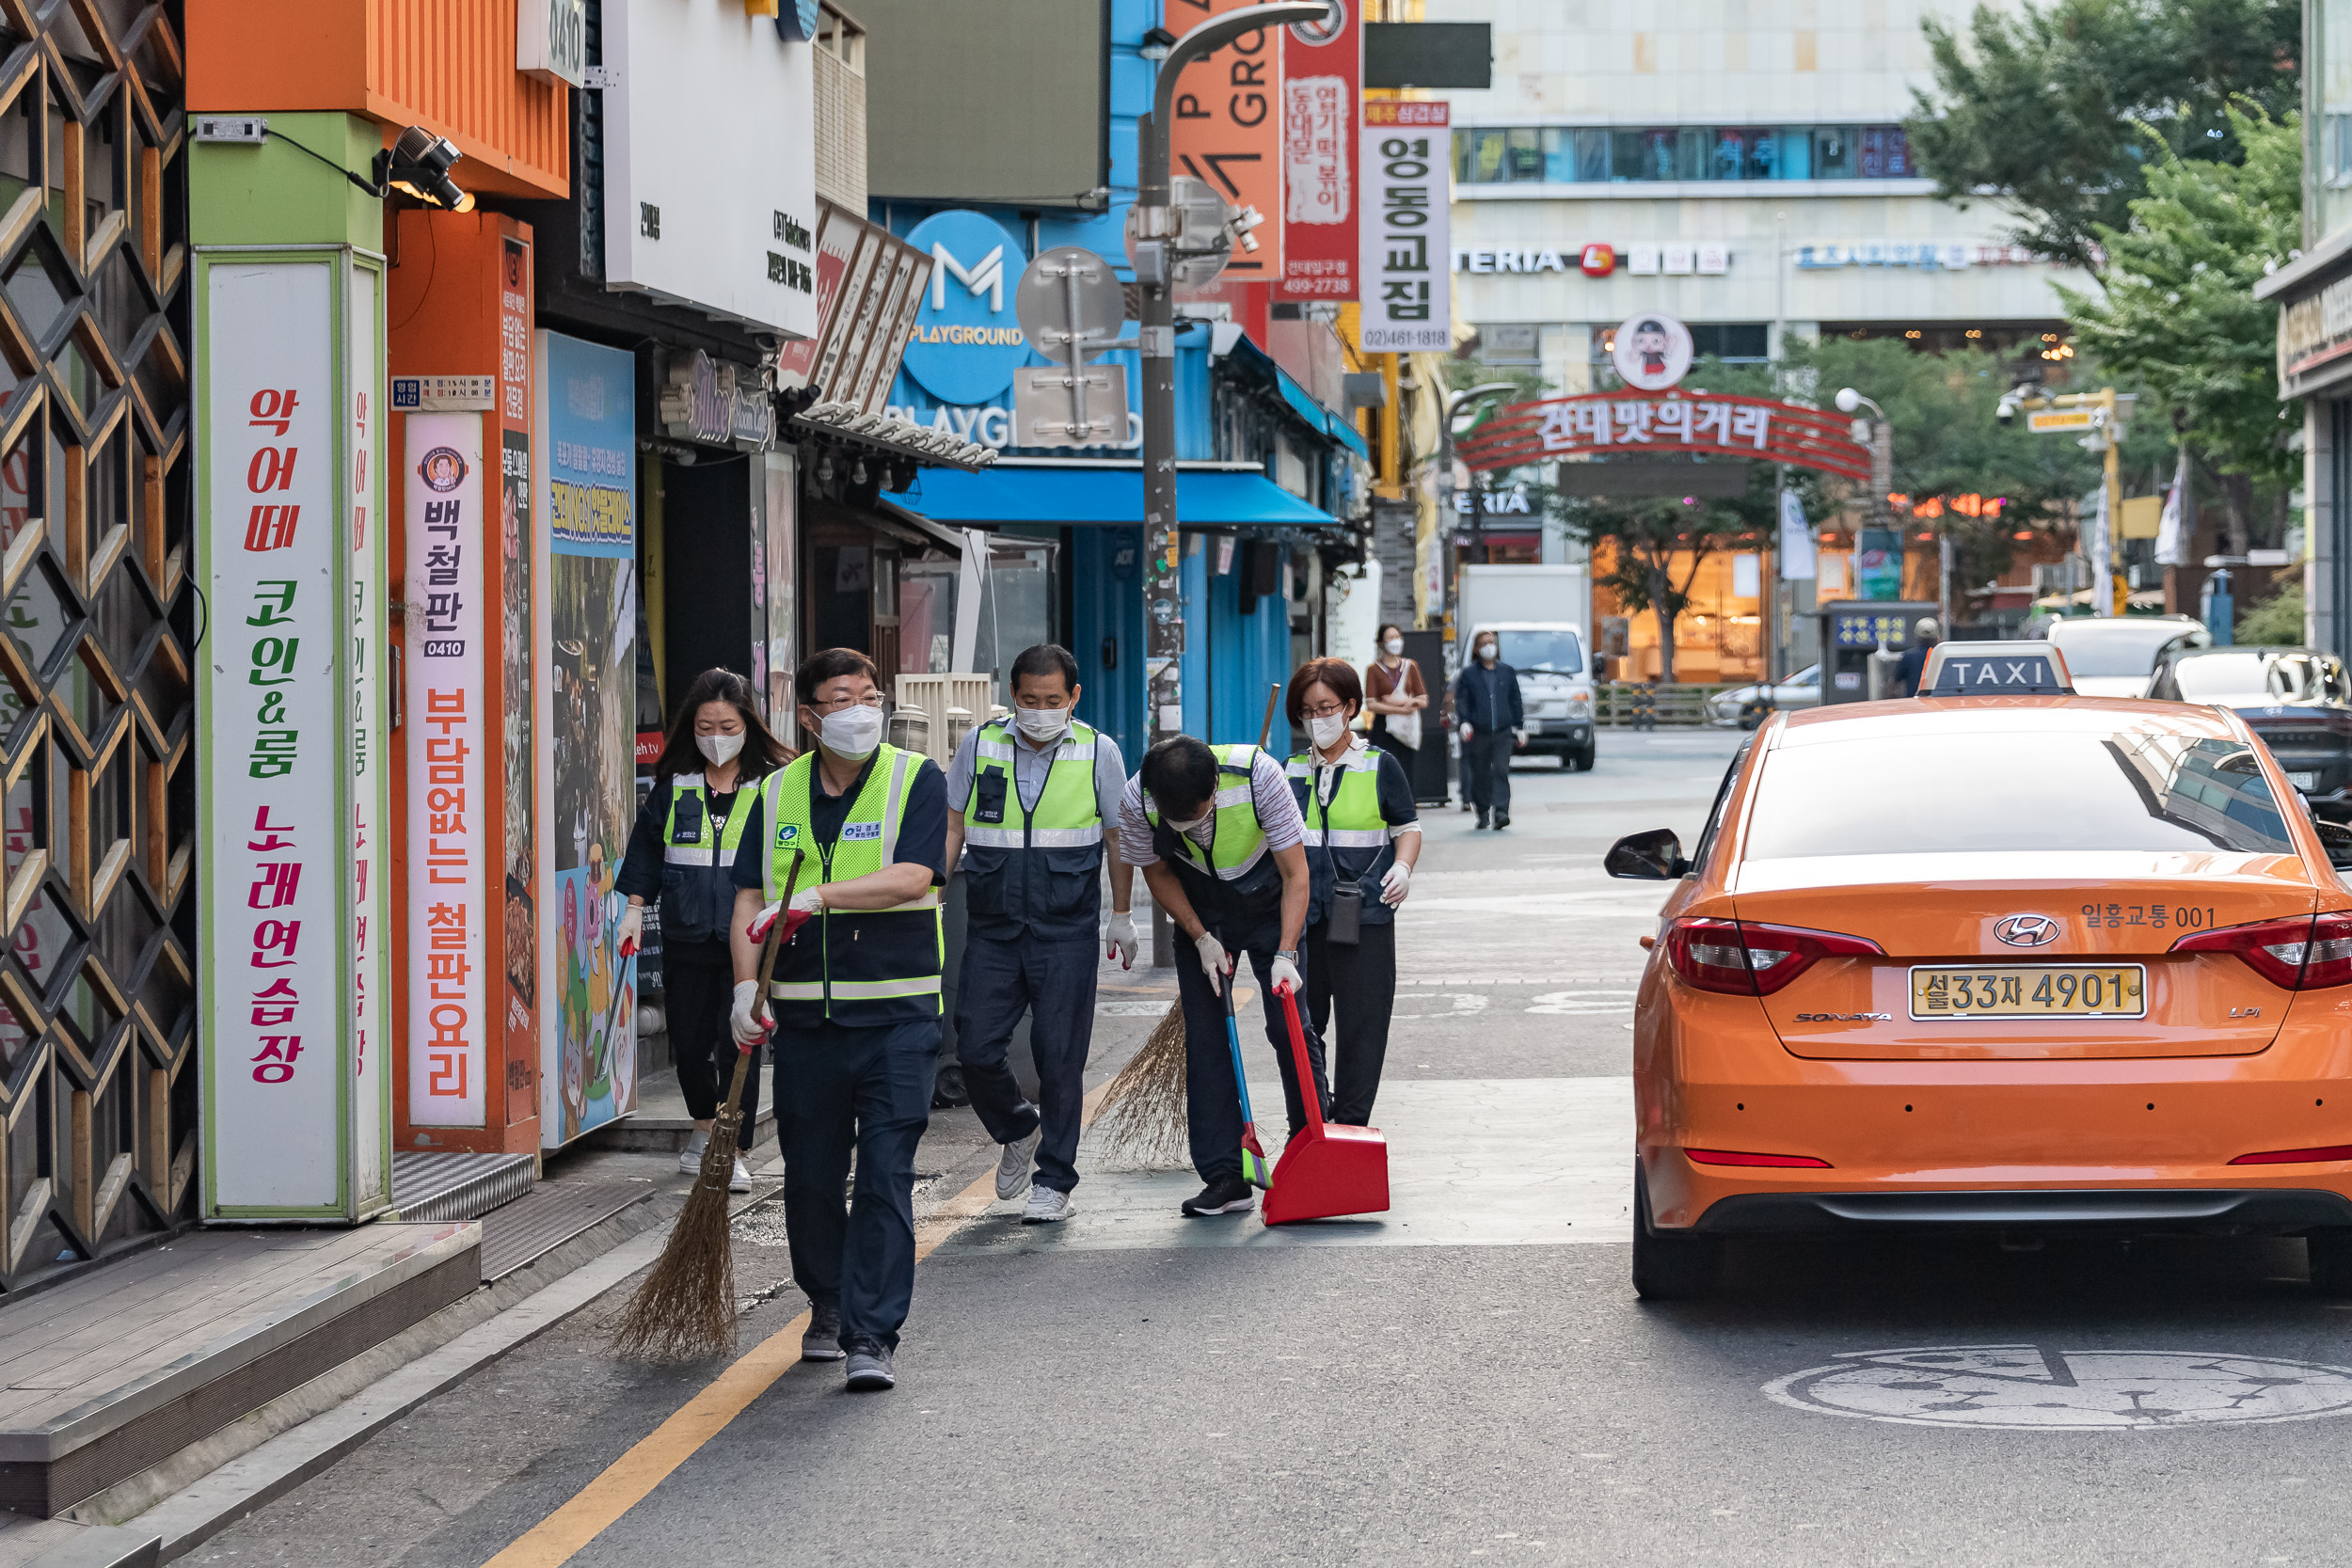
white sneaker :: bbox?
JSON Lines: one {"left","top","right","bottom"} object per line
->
{"left": 994, "top": 1127, "right": 1042, "bottom": 1200}
{"left": 677, "top": 1131, "right": 710, "bottom": 1176}
{"left": 1021, "top": 1187, "right": 1073, "bottom": 1225}
{"left": 729, "top": 1156, "right": 753, "bottom": 1194}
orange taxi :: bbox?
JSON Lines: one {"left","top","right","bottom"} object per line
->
{"left": 1607, "top": 641, "right": 2352, "bottom": 1298}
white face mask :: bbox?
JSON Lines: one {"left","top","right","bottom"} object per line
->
{"left": 1014, "top": 705, "right": 1070, "bottom": 742}
{"left": 1164, "top": 811, "right": 1209, "bottom": 832}
{"left": 818, "top": 703, "right": 883, "bottom": 761}
{"left": 1310, "top": 713, "right": 1350, "bottom": 751}
{"left": 1477, "top": 642, "right": 1498, "bottom": 663}
{"left": 1383, "top": 638, "right": 1404, "bottom": 657}
{"left": 695, "top": 731, "right": 745, "bottom": 768}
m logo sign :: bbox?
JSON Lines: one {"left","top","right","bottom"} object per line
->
{"left": 931, "top": 242, "right": 1004, "bottom": 313}
{"left": 900, "top": 210, "right": 1030, "bottom": 405}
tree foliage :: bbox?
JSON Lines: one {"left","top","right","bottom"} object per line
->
{"left": 1905, "top": 0, "right": 2299, "bottom": 271}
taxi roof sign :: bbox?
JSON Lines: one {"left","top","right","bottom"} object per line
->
{"left": 1919, "top": 641, "right": 2075, "bottom": 697}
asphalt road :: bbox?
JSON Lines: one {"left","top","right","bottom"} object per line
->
{"left": 184, "top": 730, "right": 2352, "bottom": 1568}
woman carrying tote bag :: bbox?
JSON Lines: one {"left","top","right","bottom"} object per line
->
{"left": 1361, "top": 623, "right": 1428, "bottom": 762}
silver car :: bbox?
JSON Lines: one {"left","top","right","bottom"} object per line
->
{"left": 2042, "top": 614, "right": 2212, "bottom": 698}
{"left": 1707, "top": 664, "right": 1820, "bottom": 727}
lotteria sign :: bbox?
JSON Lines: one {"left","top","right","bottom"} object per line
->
{"left": 900, "top": 210, "right": 1030, "bottom": 405}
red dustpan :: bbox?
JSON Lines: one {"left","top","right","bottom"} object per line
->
{"left": 1263, "top": 988, "right": 1390, "bottom": 1225}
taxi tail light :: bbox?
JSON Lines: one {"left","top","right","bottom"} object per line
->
{"left": 2170, "top": 913, "right": 2352, "bottom": 990}
{"left": 1662, "top": 918, "right": 1883, "bottom": 997}
{"left": 1686, "top": 1148, "right": 1835, "bottom": 1168}
{"left": 2229, "top": 1143, "right": 2352, "bottom": 1165}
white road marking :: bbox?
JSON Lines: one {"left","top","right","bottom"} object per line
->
{"left": 1765, "top": 1346, "right": 2352, "bottom": 1430}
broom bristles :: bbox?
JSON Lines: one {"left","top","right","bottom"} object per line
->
{"left": 612, "top": 1092, "right": 752, "bottom": 1360}
{"left": 1088, "top": 1001, "right": 1191, "bottom": 1169}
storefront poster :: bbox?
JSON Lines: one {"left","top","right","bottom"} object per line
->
{"left": 1359, "top": 102, "right": 1451, "bottom": 353}
{"left": 763, "top": 451, "right": 796, "bottom": 732}
{"left": 498, "top": 238, "right": 538, "bottom": 1126}
{"left": 348, "top": 262, "right": 389, "bottom": 1206}
{"left": 535, "top": 332, "right": 639, "bottom": 1146}
{"left": 405, "top": 412, "right": 488, "bottom": 1128}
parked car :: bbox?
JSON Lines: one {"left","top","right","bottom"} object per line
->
{"left": 1706, "top": 665, "right": 1821, "bottom": 728}
{"left": 2150, "top": 645, "right": 2352, "bottom": 818}
{"left": 2042, "top": 613, "right": 2212, "bottom": 698}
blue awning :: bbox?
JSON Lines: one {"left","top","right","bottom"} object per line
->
{"left": 1231, "top": 335, "right": 1371, "bottom": 459}
{"left": 882, "top": 466, "right": 1343, "bottom": 530}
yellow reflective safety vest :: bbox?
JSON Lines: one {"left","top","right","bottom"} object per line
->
{"left": 758, "top": 743, "right": 943, "bottom": 1025}
{"left": 656, "top": 772, "right": 758, "bottom": 943}
{"left": 1143, "top": 743, "right": 1281, "bottom": 924}
{"left": 960, "top": 717, "right": 1105, "bottom": 942}
{"left": 1287, "top": 742, "right": 1401, "bottom": 927}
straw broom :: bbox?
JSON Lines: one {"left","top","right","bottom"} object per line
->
{"left": 1089, "top": 685, "right": 1282, "bottom": 1169}
{"left": 612, "top": 853, "right": 803, "bottom": 1360}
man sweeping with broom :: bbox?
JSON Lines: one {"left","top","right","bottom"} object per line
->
{"left": 1117, "top": 735, "right": 1332, "bottom": 1217}
{"left": 726, "top": 648, "right": 949, "bottom": 1393}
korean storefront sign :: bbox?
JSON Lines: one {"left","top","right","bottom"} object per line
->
{"left": 1359, "top": 101, "right": 1450, "bottom": 353}
{"left": 197, "top": 248, "right": 392, "bottom": 1219}
{"left": 1168, "top": 0, "right": 1284, "bottom": 284}
{"left": 1277, "top": 12, "right": 1359, "bottom": 302}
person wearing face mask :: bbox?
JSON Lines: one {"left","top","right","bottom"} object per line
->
{"left": 1117, "top": 734, "right": 1329, "bottom": 1218}
{"left": 1452, "top": 628, "right": 1526, "bottom": 830}
{"left": 615, "top": 669, "right": 793, "bottom": 1193}
{"left": 940, "top": 644, "right": 1131, "bottom": 1223}
{"left": 726, "top": 648, "right": 949, "bottom": 1392}
{"left": 1361, "top": 623, "right": 1428, "bottom": 767}
{"left": 1285, "top": 660, "right": 1420, "bottom": 1126}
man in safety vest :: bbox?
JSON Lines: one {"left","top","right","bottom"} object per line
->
{"left": 1116, "top": 735, "right": 1330, "bottom": 1217}
{"left": 943, "top": 643, "right": 1133, "bottom": 1225}
{"left": 728, "top": 648, "right": 948, "bottom": 1393}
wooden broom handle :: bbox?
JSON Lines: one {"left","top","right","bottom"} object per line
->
{"left": 1258, "top": 682, "right": 1279, "bottom": 751}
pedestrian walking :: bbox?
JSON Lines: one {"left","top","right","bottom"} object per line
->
{"left": 1120, "top": 734, "right": 1331, "bottom": 1217}
{"left": 943, "top": 643, "right": 1132, "bottom": 1225}
{"left": 1898, "top": 616, "right": 1940, "bottom": 697}
{"left": 1454, "top": 629, "right": 1525, "bottom": 829}
{"left": 1362, "top": 623, "right": 1428, "bottom": 765}
{"left": 728, "top": 648, "right": 949, "bottom": 1392}
{"left": 1285, "top": 659, "right": 1420, "bottom": 1126}
{"left": 614, "top": 668, "right": 791, "bottom": 1194}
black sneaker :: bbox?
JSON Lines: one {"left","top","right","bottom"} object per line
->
{"left": 1492, "top": 812, "right": 1511, "bottom": 830}
{"left": 844, "top": 1341, "right": 896, "bottom": 1391}
{"left": 1182, "top": 1176, "right": 1257, "bottom": 1216}
{"left": 1474, "top": 813, "right": 1489, "bottom": 830}
{"left": 802, "top": 1304, "right": 845, "bottom": 1361}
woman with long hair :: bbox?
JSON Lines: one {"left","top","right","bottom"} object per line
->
{"left": 614, "top": 668, "right": 793, "bottom": 1189}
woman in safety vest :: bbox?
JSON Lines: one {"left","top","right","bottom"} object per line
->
{"left": 1286, "top": 657, "right": 1421, "bottom": 1125}
{"left": 615, "top": 668, "right": 792, "bottom": 1191}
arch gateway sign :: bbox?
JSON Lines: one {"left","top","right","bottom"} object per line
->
{"left": 1454, "top": 389, "right": 1873, "bottom": 483}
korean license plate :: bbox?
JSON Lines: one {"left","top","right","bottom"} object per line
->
{"left": 1909, "top": 965, "right": 2146, "bottom": 1021}
{"left": 2289, "top": 770, "right": 2319, "bottom": 790}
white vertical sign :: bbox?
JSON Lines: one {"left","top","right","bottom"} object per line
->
{"left": 201, "top": 260, "right": 342, "bottom": 1209}
{"left": 1359, "top": 101, "right": 1451, "bottom": 354}
{"left": 516, "top": 0, "right": 587, "bottom": 87}
{"left": 348, "top": 265, "right": 389, "bottom": 1202}
{"left": 405, "top": 414, "right": 488, "bottom": 1127}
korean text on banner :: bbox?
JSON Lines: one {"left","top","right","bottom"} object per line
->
{"left": 1777, "top": 490, "right": 1818, "bottom": 580}
{"left": 1359, "top": 101, "right": 1450, "bottom": 353}
{"left": 348, "top": 263, "right": 388, "bottom": 1204}
{"left": 405, "top": 414, "right": 488, "bottom": 1128}
{"left": 1279, "top": 13, "right": 1359, "bottom": 302}
{"left": 204, "top": 261, "right": 345, "bottom": 1208}
{"left": 1168, "top": 0, "right": 1283, "bottom": 283}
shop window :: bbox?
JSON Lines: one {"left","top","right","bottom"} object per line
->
{"left": 1690, "top": 324, "right": 1771, "bottom": 363}
{"left": 1503, "top": 128, "right": 1544, "bottom": 182}
{"left": 1812, "top": 126, "right": 1854, "bottom": 179}
{"left": 1480, "top": 324, "right": 1539, "bottom": 365}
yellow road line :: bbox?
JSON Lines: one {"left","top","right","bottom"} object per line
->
{"left": 482, "top": 1075, "right": 1131, "bottom": 1567}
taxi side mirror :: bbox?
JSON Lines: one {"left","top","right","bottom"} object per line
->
{"left": 1606, "top": 828, "right": 1690, "bottom": 880}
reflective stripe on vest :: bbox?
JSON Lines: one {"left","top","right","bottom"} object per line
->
{"left": 660, "top": 774, "right": 755, "bottom": 868}
{"left": 1289, "top": 746, "right": 1390, "bottom": 848}
{"left": 1143, "top": 744, "right": 1269, "bottom": 881}
{"left": 961, "top": 719, "right": 1106, "bottom": 850}
{"left": 758, "top": 744, "right": 944, "bottom": 1015}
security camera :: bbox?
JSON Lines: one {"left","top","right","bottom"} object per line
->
{"left": 1996, "top": 402, "right": 2015, "bottom": 425}
{"left": 1834, "top": 387, "right": 1863, "bottom": 415}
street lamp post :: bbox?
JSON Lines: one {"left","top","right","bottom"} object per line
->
{"left": 1439, "top": 382, "right": 1518, "bottom": 602}
{"left": 1836, "top": 388, "right": 1898, "bottom": 602}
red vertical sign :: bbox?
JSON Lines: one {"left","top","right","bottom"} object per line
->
{"left": 1278, "top": 11, "right": 1359, "bottom": 302}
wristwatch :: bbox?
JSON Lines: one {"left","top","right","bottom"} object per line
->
{"left": 1277, "top": 948, "right": 1300, "bottom": 963}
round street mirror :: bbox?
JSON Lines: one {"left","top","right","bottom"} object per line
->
{"left": 1016, "top": 246, "right": 1127, "bottom": 365}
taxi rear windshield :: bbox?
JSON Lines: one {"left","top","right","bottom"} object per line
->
{"left": 1743, "top": 731, "right": 2296, "bottom": 859}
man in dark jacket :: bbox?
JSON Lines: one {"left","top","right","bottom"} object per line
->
{"left": 1453, "top": 629, "right": 1524, "bottom": 829}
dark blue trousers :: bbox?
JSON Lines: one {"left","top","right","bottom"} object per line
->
{"left": 774, "top": 1017, "right": 939, "bottom": 1354}
{"left": 1176, "top": 906, "right": 1331, "bottom": 1185}
{"left": 953, "top": 932, "right": 1098, "bottom": 1194}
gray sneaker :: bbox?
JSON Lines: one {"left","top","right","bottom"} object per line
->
{"left": 994, "top": 1126, "right": 1043, "bottom": 1200}
{"left": 1021, "top": 1186, "right": 1073, "bottom": 1224}
{"left": 802, "top": 1306, "right": 845, "bottom": 1362}
{"left": 845, "top": 1349, "right": 896, "bottom": 1391}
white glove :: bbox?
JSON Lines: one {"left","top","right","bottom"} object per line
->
{"left": 1106, "top": 911, "right": 1138, "bottom": 970}
{"left": 615, "top": 904, "right": 644, "bottom": 958}
{"left": 1379, "top": 862, "right": 1412, "bottom": 907}
{"left": 1195, "top": 930, "right": 1230, "bottom": 996}
{"left": 729, "top": 979, "right": 768, "bottom": 1047}
{"left": 1514, "top": 727, "right": 1529, "bottom": 748}
{"left": 1269, "top": 953, "right": 1303, "bottom": 996}
{"left": 1459, "top": 723, "right": 1474, "bottom": 742}
{"left": 789, "top": 886, "right": 825, "bottom": 915}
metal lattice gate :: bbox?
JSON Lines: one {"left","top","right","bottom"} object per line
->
{"left": 0, "top": 0, "right": 194, "bottom": 1286}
